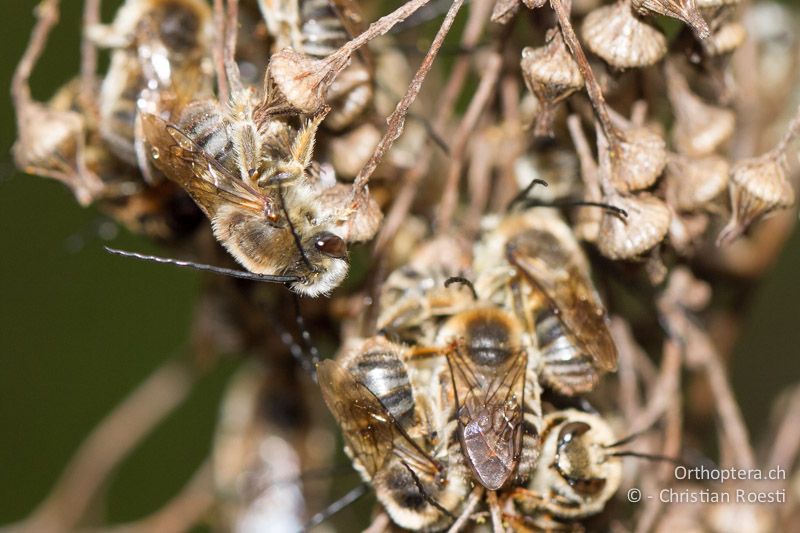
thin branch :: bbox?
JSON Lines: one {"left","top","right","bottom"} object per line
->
{"left": 80, "top": 0, "right": 100, "bottom": 116}
{"left": 98, "top": 459, "right": 214, "bottom": 533}
{"left": 213, "top": 0, "right": 229, "bottom": 102}
{"left": 15, "top": 360, "right": 195, "bottom": 532}
{"left": 437, "top": 51, "right": 503, "bottom": 233}
{"left": 12, "top": 0, "right": 60, "bottom": 107}
{"left": 352, "top": 0, "right": 466, "bottom": 197}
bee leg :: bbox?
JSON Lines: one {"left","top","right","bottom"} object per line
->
{"left": 486, "top": 490, "right": 506, "bottom": 533}
{"left": 447, "top": 486, "right": 483, "bottom": 533}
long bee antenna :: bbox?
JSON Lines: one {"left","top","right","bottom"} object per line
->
{"left": 608, "top": 450, "right": 683, "bottom": 465}
{"left": 506, "top": 178, "right": 549, "bottom": 212}
{"left": 603, "top": 425, "right": 658, "bottom": 449}
{"left": 518, "top": 198, "right": 629, "bottom": 218}
{"left": 444, "top": 276, "right": 478, "bottom": 300}
{"left": 302, "top": 483, "right": 368, "bottom": 531}
{"left": 104, "top": 247, "right": 301, "bottom": 283}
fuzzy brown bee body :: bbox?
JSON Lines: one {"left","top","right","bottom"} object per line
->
{"left": 438, "top": 307, "right": 542, "bottom": 491}
{"left": 141, "top": 86, "right": 354, "bottom": 295}
{"left": 318, "top": 338, "right": 471, "bottom": 531}
{"left": 479, "top": 209, "right": 618, "bottom": 396}
{"left": 92, "top": 0, "right": 214, "bottom": 167}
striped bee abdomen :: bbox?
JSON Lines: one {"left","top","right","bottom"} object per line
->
{"left": 535, "top": 307, "right": 599, "bottom": 396}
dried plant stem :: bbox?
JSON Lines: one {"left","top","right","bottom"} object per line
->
{"left": 611, "top": 317, "right": 643, "bottom": 421}
{"left": 80, "top": 0, "right": 100, "bottom": 116}
{"left": 487, "top": 490, "right": 504, "bottom": 533}
{"left": 213, "top": 0, "right": 229, "bottom": 102}
{"left": 631, "top": 337, "right": 682, "bottom": 435}
{"left": 352, "top": 0, "right": 465, "bottom": 197}
{"left": 567, "top": 114, "right": 601, "bottom": 200}
{"left": 773, "top": 103, "right": 800, "bottom": 158}
{"left": 549, "top": 0, "right": 615, "bottom": 138}
{"left": 768, "top": 386, "right": 800, "bottom": 469}
{"left": 437, "top": 51, "right": 503, "bottom": 233}
{"left": 373, "top": 0, "right": 491, "bottom": 255}
{"left": 14, "top": 360, "right": 195, "bottom": 532}
{"left": 99, "top": 459, "right": 214, "bottom": 533}
{"left": 11, "top": 0, "right": 59, "bottom": 107}
{"left": 691, "top": 328, "right": 756, "bottom": 469}
{"left": 447, "top": 487, "right": 483, "bottom": 533}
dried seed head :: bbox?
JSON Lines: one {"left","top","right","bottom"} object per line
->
{"left": 523, "top": 0, "right": 547, "bottom": 8}
{"left": 717, "top": 152, "right": 795, "bottom": 245}
{"left": 705, "top": 20, "right": 747, "bottom": 56}
{"left": 598, "top": 192, "right": 672, "bottom": 259}
{"left": 491, "top": 0, "right": 521, "bottom": 24}
{"left": 666, "top": 62, "right": 735, "bottom": 156}
{"left": 666, "top": 154, "right": 730, "bottom": 212}
{"left": 582, "top": 0, "right": 667, "bottom": 69}
{"left": 321, "top": 183, "right": 383, "bottom": 243}
{"left": 632, "top": 0, "right": 710, "bottom": 40}
{"left": 521, "top": 30, "right": 584, "bottom": 138}
{"left": 598, "top": 114, "right": 668, "bottom": 193}
{"left": 268, "top": 48, "right": 350, "bottom": 114}
{"left": 329, "top": 123, "right": 382, "bottom": 179}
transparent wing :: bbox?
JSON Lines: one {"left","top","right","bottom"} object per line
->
{"left": 317, "top": 359, "right": 441, "bottom": 478}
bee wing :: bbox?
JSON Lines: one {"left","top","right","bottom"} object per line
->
{"left": 445, "top": 343, "right": 528, "bottom": 410}
{"left": 317, "top": 360, "right": 441, "bottom": 478}
{"left": 509, "top": 248, "right": 617, "bottom": 372}
{"left": 140, "top": 112, "right": 267, "bottom": 218}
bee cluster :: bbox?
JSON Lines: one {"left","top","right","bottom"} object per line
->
{"left": 10, "top": 0, "right": 800, "bottom": 531}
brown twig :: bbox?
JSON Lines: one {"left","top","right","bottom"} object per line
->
{"left": 213, "top": 0, "right": 229, "bottom": 102}
{"left": 12, "top": 360, "right": 195, "bottom": 532}
{"left": 79, "top": 0, "right": 100, "bottom": 117}
{"left": 549, "top": 0, "right": 615, "bottom": 137}
{"left": 437, "top": 51, "right": 503, "bottom": 233}
{"left": 11, "top": 0, "right": 60, "bottom": 107}
{"left": 447, "top": 486, "right": 483, "bottom": 533}
{"left": 352, "top": 0, "right": 466, "bottom": 198}
{"left": 98, "top": 459, "right": 214, "bottom": 533}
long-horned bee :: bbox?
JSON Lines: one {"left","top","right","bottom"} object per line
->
{"left": 317, "top": 337, "right": 471, "bottom": 530}
{"left": 438, "top": 307, "right": 541, "bottom": 492}
{"left": 478, "top": 209, "right": 618, "bottom": 395}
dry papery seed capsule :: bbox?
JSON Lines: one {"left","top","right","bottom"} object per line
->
{"left": 632, "top": 0, "right": 710, "bottom": 39}
{"left": 582, "top": 0, "right": 667, "bottom": 69}
{"left": 521, "top": 28, "right": 584, "bottom": 138}
{"left": 666, "top": 61, "right": 735, "bottom": 156}
{"left": 598, "top": 192, "right": 672, "bottom": 259}
{"left": 328, "top": 123, "right": 382, "bottom": 179}
{"left": 268, "top": 48, "right": 349, "bottom": 113}
{"left": 717, "top": 152, "right": 796, "bottom": 245}
{"left": 599, "top": 112, "right": 668, "bottom": 193}
{"left": 695, "top": 0, "right": 741, "bottom": 9}
{"left": 666, "top": 153, "right": 730, "bottom": 212}
{"left": 704, "top": 20, "right": 747, "bottom": 56}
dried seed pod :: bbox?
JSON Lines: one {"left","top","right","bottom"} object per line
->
{"left": 582, "top": 0, "right": 667, "bottom": 69}
{"left": 666, "top": 62, "right": 735, "bottom": 156}
{"left": 631, "top": 0, "right": 710, "bottom": 39}
{"left": 521, "top": 29, "right": 584, "bottom": 137}
{"left": 491, "top": 0, "right": 521, "bottom": 24}
{"left": 268, "top": 48, "right": 349, "bottom": 113}
{"left": 705, "top": 20, "right": 747, "bottom": 56}
{"left": 328, "top": 123, "right": 382, "bottom": 179}
{"left": 319, "top": 183, "right": 383, "bottom": 243}
{"left": 598, "top": 115, "right": 668, "bottom": 193}
{"left": 598, "top": 192, "right": 672, "bottom": 259}
{"left": 666, "top": 154, "right": 730, "bottom": 211}
{"left": 717, "top": 152, "right": 795, "bottom": 245}
{"left": 695, "top": 0, "right": 741, "bottom": 9}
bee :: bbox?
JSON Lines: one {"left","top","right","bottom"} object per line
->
{"left": 260, "top": 0, "right": 374, "bottom": 130}
{"left": 139, "top": 36, "right": 363, "bottom": 296}
{"left": 317, "top": 337, "right": 472, "bottom": 530}
{"left": 511, "top": 409, "right": 623, "bottom": 529}
{"left": 89, "top": 0, "right": 214, "bottom": 169}
{"left": 438, "top": 306, "right": 542, "bottom": 491}
{"left": 477, "top": 209, "right": 618, "bottom": 395}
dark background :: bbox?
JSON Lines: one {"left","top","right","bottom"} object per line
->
{"left": 1, "top": 0, "right": 799, "bottom": 527}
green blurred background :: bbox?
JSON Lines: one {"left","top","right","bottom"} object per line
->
{"left": 1, "top": 0, "right": 799, "bottom": 528}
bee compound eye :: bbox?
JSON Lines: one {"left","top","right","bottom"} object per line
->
{"left": 314, "top": 232, "right": 346, "bottom": 259}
